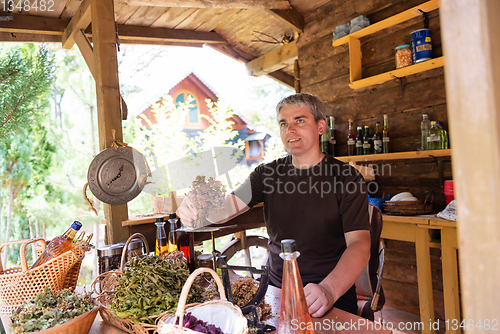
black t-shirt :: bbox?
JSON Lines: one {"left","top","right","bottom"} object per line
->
{"left": 233, "top": 154, "right": 370, "bottom": 287}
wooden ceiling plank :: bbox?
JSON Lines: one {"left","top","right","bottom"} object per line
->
{"left": 17, "top": 0, "right": 67, "bottom": 18}
{"left": 115, "top": 24, "right": 227, "bottom": 43}
{"left": 267, "top": 9, "right": 304, "bottom": 33}
{"left": 114, "top": 2, "right": 140, "bottom": 24}
{"left": 123, "top": 5, "right": 167, "bottom": 26}
{"left": 195, "top": 8, "right": 240, "bottom": 32}
{"left": 175, "top": 8, "right": 222, "bottom": 31}
{"left": 150, "top": 7, "right": 197, "bottom": 29}
{"left": 61, "top": 0, "right": 91, "bottom": 49}
{"left": 114, "top": 0, "right": 291, "bottom": 10}
{"left": 246, "top": 40, "right": 298, "bottom": 76}
{"left": 61, "top": 0, "right": 86, "bottom": 20}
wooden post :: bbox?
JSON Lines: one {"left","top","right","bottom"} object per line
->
{"left": 91, "top": 0, "right": 129, "bottom": 244}
{"left": 441, "top": 0, "right": 500, "bottom": 328}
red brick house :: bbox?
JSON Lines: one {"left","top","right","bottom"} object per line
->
{"left": 138, "top": 71, "right": 270, "bottom": 161}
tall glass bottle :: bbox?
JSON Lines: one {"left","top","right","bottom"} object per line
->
{"left": 347, "top": 119, "right": 356, "bottom": 156}
{"left": 427, "top": 121, "right": 442, "bottom": 150}
{"left": 356, "top": 126, "right": 363, "bottom": 155}
{"left": 421, "top": 114, "right": 431, "bottom": 150}
{"left": 327, "top": 116, "right": 336, "bottom": 157}
{"left": 175, "top": 216, "right": 195, "bottom": 271}
{"left": 155, "top": 217, "right": 168, "bottom": 259}
{"left": 382, "top": 114, "right": 390, "bottom": 153}
{"left": 32, "top": 221, "right": 82, "bottom": 268}
{"left": 373, "top": 122, "right": 383, "bottom": 154}
{"left": 279, "top": 239, "right": 314, "bottom": 334}
{"left": 436, "top": 121, "right": 449, "bottom": 149}
{"left": 167, "top": 215, "right": 178, "bottom": 253}
{"left": 363, "top": 125, "right": 371, "bottom": 155}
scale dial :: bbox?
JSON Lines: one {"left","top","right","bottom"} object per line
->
{"left": 87, "top": 146, "right": 148, "bottom": 205}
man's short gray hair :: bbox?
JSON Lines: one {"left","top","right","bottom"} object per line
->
{"left": 276, "top": 93, "right": 326, "bottom": 123}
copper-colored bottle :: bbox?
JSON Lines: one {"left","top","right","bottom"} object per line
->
{"left": 279, "top": 239, "right": 314, "bottom": 334}
{"left": 32, "top": 221, "right": 82, "bottom": 268}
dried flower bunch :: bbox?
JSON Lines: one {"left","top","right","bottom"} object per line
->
{"left": 11, "top": 287, "right": 94, "bottom": 333}
{"left": 189, "top": 175, "right": 226, "bottom": 228}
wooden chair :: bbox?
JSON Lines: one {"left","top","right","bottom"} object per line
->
{"left": 355, "top": 204, "right": 385, "bottom": 321}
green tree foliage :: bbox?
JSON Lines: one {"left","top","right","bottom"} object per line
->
{"left": 0, "top": 44, "right": 55, "bottom": 137}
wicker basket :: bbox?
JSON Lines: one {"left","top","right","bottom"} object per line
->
{"left": 91, "top": 233, "right": 157, "bottom": 334}
{"left": 0, "top": 238, "right": 87, "bottom": 314}
{"left": 31, "top": 306, "right": 100, "bottom": 334}
{"left": 157, "top": 268, "right": 248, "bottom": 334}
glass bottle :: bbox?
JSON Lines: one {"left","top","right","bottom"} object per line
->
{"left": 155, "top": 217, "right": 168, "bottom": 259}
{"left": 356, "top": 126, "right": 363, "bottom": 155}
{"left": 320, "top": 122, "right": 329, "bottom": 155}
{"left": 279, "top": 239, "right": 314, "bottom": 334}
{"left": 175, "top": 219, "right": 195, "bottom": 271}
{"left": 427, "top": 121, "right": 442, "bottom": 150}
{"left": 373, "top": 122, "right": 383, "bottom": 154}
{"left": 436, "top": 121, "right": 449, "bottom": 149}
{"left": 327, "top": 116, "right": 336, "bottom": 157}
{"left": 382, "top": 114, "right": 390, "bottom": 153}
{"left": 32, "top": 221, "right": 82, "bottom": 268}
{"left": 363, "top": 125, "right": 371, "bottom": 155}
{"left": 167, "top": 215, "right": 178, "bottom": 253}
{"left": 347, "top": 119, "right": 356, "bottom": 156}
{"left": 421, "top": 114, "right": 431, "bottom": 150}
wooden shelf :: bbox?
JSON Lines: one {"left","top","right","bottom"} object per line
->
{"left": 331, "top": 0, "right": 441, "bottom": 89}
{"left": 336, "top": 148, "right": 451, "bottom": 163}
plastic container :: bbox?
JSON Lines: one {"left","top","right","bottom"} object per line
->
{"left": 395, "top": 44, "right": 412, "bottom": 68}
{"left": 444, "top": 180, "right": 454, "bottom": 205}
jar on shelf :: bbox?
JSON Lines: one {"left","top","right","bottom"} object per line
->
{"left": 97, "top": 244, "right": 124, "bottom": 275}
{"left": 395, "top": 44, "right": 412, "bottom": 69}
{"left": 124, "top": 238, "right": 146, "bottom": 261}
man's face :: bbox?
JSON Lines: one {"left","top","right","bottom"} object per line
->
{"left": 278, "top": 105, "right": 325, "bottom": 156}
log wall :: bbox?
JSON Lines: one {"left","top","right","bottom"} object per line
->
{"left": 297, "top": 0, "right": 453, "bottom": 318}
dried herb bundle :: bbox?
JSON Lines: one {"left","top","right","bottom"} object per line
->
{"left": 11, "top": 287, "right": 94, "bottom": 333}
{"left": 189, "top": 175, "right": 226, "bottom": 228}
{"left": 112, "top": 255, "right": 204, "bottom": 324}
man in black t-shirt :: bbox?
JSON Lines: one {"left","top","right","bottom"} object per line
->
{"left": 177, "top": 93, "right": 370, "bottom": 318}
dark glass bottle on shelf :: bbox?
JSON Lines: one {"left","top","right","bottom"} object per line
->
{"left": 173, "top": 213, "right": 195, "bottom": 270}
{"left": 155, "top": 217, "right": 168, "bottom": 259}
{"left": 363, "top": 125, "right": 371, "bottom": 155}
{"left": 279, "top": 239, "right": 314, "bottom": 334}
{"left": 356, "top": 126, "right": 363, "bottom": 155}
{"left": 320, "top": 123, "right": 329, "bottom": 154}
{"left": 373, "top": 122, "right": 383, "bottom": 154}
{"left": 327, "top": 116, "right": 336, "bottom": 156}
{"left": 382, "top": 114, "right": 390, "bottom": 153}
{"left": 347, "top": 119, "right": 356, "bottom": 156}
{"left": 32, "top": 221, "right": 82, "bottom": 268}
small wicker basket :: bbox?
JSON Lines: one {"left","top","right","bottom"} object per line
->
{"left": 0, "top": 238, "right": 89, "bottom": 314}
{"left": 157, "top": 267, "right": 248, "bottom": 334}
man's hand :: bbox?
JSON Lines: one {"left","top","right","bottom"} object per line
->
{"left": 175, "top": 196, "right": 197, "bottom": 227}
{"left": 304, "top": 282, "right": 335, "bottom": 318}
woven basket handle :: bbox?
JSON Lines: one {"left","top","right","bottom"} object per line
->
{"left": 120, "top": 233, "right": 150, "bottom": 271}
{"left": 0, "top": 238, "right": 46, "bottom": 272}
{"left": 174, "top": 268, "right": 226, "bottom": 327}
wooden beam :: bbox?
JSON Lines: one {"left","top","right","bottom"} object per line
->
{"left": 206, "top": 43, "right": 252, "bottom": 63}
{"left": 441, "top": 0, "right": 500, "bottom": 323}
{"left": 267, "top": 9, "right": 304, "bottom": 33}
{"left": 91, "top": 0, "right": 130, "bottom": 244}
{"left": 115, "top": 24, "right": 227, "bottom": 44}
{"left": 74, "top": 30, "right": 95, "bottom": 77}
{"left": 0, "top": 14, "right": 67, "bottom": 35}
{"left": 114, "top": 0, "right": 291, "bottom": 9}
{"left": 246, "top": 40, "right": 297, "bottom": 76}
{"left": 62, "top": 0, "right": 91, "bottom": 49}
{"left": 0, "top": 31, "right": 61, "bottom": 43}
{"left": 267, "top": 70, "right": 294, "bottom": 88}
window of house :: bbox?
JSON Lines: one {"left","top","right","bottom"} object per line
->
{"left": 175, "top": 91, "right": 200, "bottom": 124}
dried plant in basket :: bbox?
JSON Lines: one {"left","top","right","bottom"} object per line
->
{"left": 188, "top": 176, "right": 226, "bottom": 229}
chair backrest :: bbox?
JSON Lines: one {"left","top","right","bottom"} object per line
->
{"left": 355, "top": 204, "right": 385, "bottom": 313}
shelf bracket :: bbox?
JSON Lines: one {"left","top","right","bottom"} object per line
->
{"left": 348, "top": 36, "right": 362, "bottom": 84}
{"left": 397, "top": 76, "right": 407, "bottom": 97}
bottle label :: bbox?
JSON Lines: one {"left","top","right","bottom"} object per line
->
{"left": 330, "top": 138, "right": 336, "bottom": 145}
{"left": 374, "top": 140, "right": 383, "bottom": 152}
{"left": 363, "top": 143, "right": 370, "bottom": 148}
{"left": 383, "top": 137, "right": 390, "bottom": 142}
{"left": 356, "top": 141, "right": 363, "bottom": 147}
{"left": 427, "top": 134, "right": 440, "bottom": 142}
{"left": 347, "top": 139, "right": 355, "bottom": 145}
